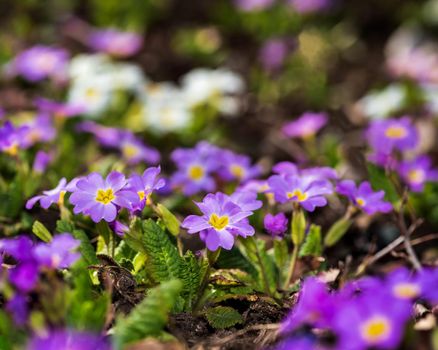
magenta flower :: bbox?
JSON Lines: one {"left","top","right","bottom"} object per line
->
{"left": 182, "top": 192, "right": 255, "bottom": 251}
{"left": 219, "top": 150, "right": 261, "bottom": 183}
{"left": 34, "top": 233, "right": 80, "bottom": 269}
{"left": 398, "top": 155, "right": 438, "bottom": 192}
{"left": 384, "top": 267, "right": 423, "bottom": 302}
{"left": 259, "top": 37, "right": 296, "bottom": 72}
{"left": 282, "top": 112, "right": 328, "bottom": 139}
{"left": 35, "top": 98, "right": 85, "bottom": 118}
{"left": 27, "top": 329, "right": 111, "bottom": 350}
{"left": 88, "top": 28, "right": 143, "bottom": 57}
{"left": 289, "top": 0, "right": 331, "bottom": 14}
{"left": 26, "top": 178, "right": 78, "bottom": 210}
{"left": 69, "top": 172, "right": 137, "bottom": 223}
{"left": 336, "top": 180, "right": 392, "bottom": 214}
{"left": 126, "top": 167, "right": 166, "bottom": 211}
{"left": 274, "top": 337, "right": 316, "bottom": 350}
{"left": 171, "top": 142, "right": 221, "bottom": 195}
{"left": 6, "top": 293, "right": 29, "bottom": 326}
{"left": 233, "top": 0, "right": 275, "bottom": 11}
{"left": 264, "top": 213, "right": 288, "bottom": 238}
{"left": 32, "top": 151, "right": 53, "bottom": 174}
{"left": 366, "top": 117, "right": 418, "bottom": 155}
{"left": 11, "top": 45, "right": 68, "bottom": 82}
{"left": 0, "top": 121, "right": 30, "bottom": 156}
{"left": 267, "top": 175, "right": 332, "bottom": 211}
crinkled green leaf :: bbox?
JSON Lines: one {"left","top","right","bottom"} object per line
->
{"left": 206, "top": 306, "right": 243, "bottom": 329}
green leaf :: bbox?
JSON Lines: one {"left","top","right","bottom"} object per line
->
{"left": 367, "top": 164, "right": 399, "bottom": 203}
{"left": 299, "top": 224, "right": 322, "bottom": 257}
{"left": 32, "top": 221, "right": 53, "bottom": 242}
{"left": 205, "top": 306, "right": 243, "bottom": 329}
{"left": 291, "top": 210, "right": 306, "bottom": 245}
{"left": 72, "top": 229, "right": 99, "bottom": 265}
{"left": 156, "top": 203, "right": 180, "bottom": 236}
{"left": 179, "top": 251, "right": 204, "bottom": 311}
{"left": 324, "top": 218, "right": 352, "bottom": 247}
{"left": 124, "top": 217, "right": 147, "bottom": 254}
{"left": 114, "top": 279, "right": 182, "bottom": 349}
{"left": 56, "top": 219, "right": 74, "bottom": 234}
{"left": 142, "top": 219, "right": 182, "bottom": 283}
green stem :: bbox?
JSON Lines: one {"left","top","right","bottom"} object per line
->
{"left": 250, "top": 237, "right": 271, "bottom": 297}
{"left": 283, "top": 243, "right": 299, "bottom": 290}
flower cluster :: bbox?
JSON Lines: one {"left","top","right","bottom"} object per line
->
{"left": 278, "top": 267, "right": 438, "bottom": 350}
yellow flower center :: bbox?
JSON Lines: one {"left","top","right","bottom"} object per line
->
{"left": 122, "top": 144, "right": 139, "bottom": 159}
{"left": 137, "top": 191, "right": 145, "bottom": 201}
{"left": 58, "top": 190, "right": 66, "bottom": 206}
{"left": 361, "top": 316, "right": 391, "bottom": 343}
{"left": 356, "top": 198, "right": 366, "bottom": 207}
{"left": 230, "top": 164, "right": 245, "bottom": 179}
{"left": 407, "top": 169, "right": 424, "bottom": 184}
{"left": 188, "top": 165, "right": 204, "bottom": 181}
{"left": 385, "top": 126, "right": 407, "bottom": 139}
{"left": 393, "top": 283, "right": 420, "bottom": 299}
{"left": 95, "top": 188, "right": 115, "bottom": 205}
{"left": 85, "top": 88, "right": 98, "bottom": 101}
{"left": 209, "top": 213, "right": 229, "bottom": 231}
{"left": 4, "top": 143, "right": 18, "bottom": 156}
{"left": 287, "top": 189, "right": 308, "bottom": 202}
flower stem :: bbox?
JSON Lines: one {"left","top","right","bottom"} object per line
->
{"left": 283, "top": 243, "right": 299, "bottom": 290}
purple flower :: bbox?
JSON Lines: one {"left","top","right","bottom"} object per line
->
{"left": 26, "top": 178, "right": 77, "bottom": 210}
{"left": 333, "top": 292, "right": 412, "bottom": 350}
{"left": 171, "top": 142, "right": 221, "bottom": 195}
{"left": 282, "top": 112, "right": 328, "bottom": 139}
{"left": 399, "top": 155, "right": 438, "bottom": 192}
{"left": 9, "top": 262, "right": 39, "bottom": 292}
{"left": 32, "top": 151, "right": 53, "bottom": 174}
{"left": 34, "top": 233, "right": 80, "bottom": 269}
{"left": 118, "top": 135, "right": 160, "bottom": 165}
{"left": 384, "top": 267, "right": 422, "bottom": 302}
{"left": 27, "top": 329, "right": 111, "bottom": 350}
{"left": 233, "top": 0, "right": 275, "bottom": 12}
{"left": 110, "top": 220, "right": 129, "bottom": 237}
{"left": 77, "top": 121, "right": 122, "bottom": 147}
{"left": 264, "top": 213, "right": 288, "bottom": 237}
{"left": 267, "top": 175, "right": 332, "bottom": 211}
{"left": 88, "top": 28, "right": 143, "bottom": 57}
{"left": 21, "top": 114, "right": 56, "bottom": 147}
{"left": 35, "top": 98, "right": 85, "bottom": 118}
{"left": 69, "top": 172, "right": 136, "bottom": 223}
{"left": 275, "top": 337, "right": 316, "bottom": 350}
{"left": 229, "top": 191, "right": 262, "bottom": 211}
{"left": 289, "top": 0, "right": 331, "bottom": 14}
{"left": 182, "top": 192, "right": 255, "bottom": 251}
{"left": 282, "top": 277, "right": 337, "bottom": 331}
{"left": 6, "top": 293, "right": 29, "bottom": 326}
{"left": 219, "top": 150, "right": 261, "bottom": 183}
{"left": 0, "top": 121, "right": 30, "bottom": 156}
{"left": 11, "top": 45, "right": 68, "bottom": 82}
{"left": 366, "top": 117, "right": 418, "bottom": 155}
{"left": 259, "top": 37, "right": 297, "bottom": 72}
{"left": 336, "top": 180, "right": 392, "bottom": 214}
{"left": 126, "top": 167, "right": 166, "bottom": 211}
{"left": 417, "top": 268, "right": 438, "bottom": 304}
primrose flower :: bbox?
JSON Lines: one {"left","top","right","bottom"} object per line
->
{"left": 273, "top": 162, "right": 337, "bottom": 188}
{"left": 259, "top": 37, "right": 297, "bottom": 72}
{"left": 336, "top": 180, "right": 393, "bottom": 214}
{"left": 357, "top": 84, "right": 406, "bottom": 120}
{"left": 22, "top": 114, "right": 56, "bottom": 146}
{"left": 69, "top": 172, "right": 137, "bottom": 223}
{"left": 275, "top": 337, "right": 316, "bottom": 350}
{"left": 219, "top": 150, "right": 261, "bottom": 183}
{"left": 26, "top": 178, "right": 77, "bottom": 210}
{"left": 366, "top": 117, "right": 418, "bottom": 155}
{"left": 384, "top": 267, "right": 422, "bottom": 302}
{"left": 118, "top": 134, "right": 160, "bottom": 165}
{"left": 27, "top": 329, "right": 111, "bottom": 350}
{"left": 182, "top": 192, "right": 255, "bottom": 251}
{"left": 127, "top": 167, "right": 166, "bottom": 211}
{"left": 282, "top": 112, "right": 328, "bottom": 139}
{"left": 6, "top": 293, "right": 29, "bottom": 326}
{"left": 32, "top": 151, "right": 53, "bottom": 174}
{"left": 267, "top": 175, "right": 332, "bottom": 211}
{"left": 34, "top": 233, "right": 80, "bottom": 269}
{"left": 35, "top": 98, "right": 85, "bottom": 119}
{"left": 282, "top": 277, "right": 336, "bottom": 332}
{"left": 398, "top": 155, "right": 438, "bottom": 192}
{"left": 264, "top": 213, "right": 288, "bottom": 238}
{"left": 171, "top": 142, "right": 221, "bottom": 195}
{"left": 11, "top": 45, "right": 68, "bottom": 82}
{"left": 0, "top": 121, "right": 30, "bottom": 156}
{"left": 333, "top": 292, "right": 412, "bottom": 350}
{"left": 288, "top": 0, "right": 331, "bottom": 14}
{"left": 229, "top": 191, "right": 262, "bottom": 211}
{"left": 77, "top": 121, "right": 123, "bottom": 147}
{"left": 88, "top": 28, "right": 143, "bottom": 57}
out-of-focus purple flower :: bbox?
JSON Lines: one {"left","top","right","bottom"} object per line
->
{"left": 399, "top": 155, "right": 438, "bottom": 192}
{"left": 259, "top": 37, "right": 296, "bottom": 72}
{"left": 182, "top": 192, "right": 255, "bottom": 251}
{"left": 32, "top": 151, "right": 53, "bottom": 174}
{"left": 282, "top": 277, "right": 337, "bottom": 331}
{"left": 9, "top": 262, "right": 39, "bottom": 292}
{"left": 27, "top": 329, "right": 111, "bottom": 350}
{"left": 340, "top": 276, "right": 384, "bottom": 299}
{"left": 264, "top": 213, "right": 288, "bottom": 237}
{"left": 336, "top": 180, "right": 392, "bottom": 215}
{"left": 26, "top": 178, "right": 77, "bottom": 210}
{"left": 77, "top": 121, "right": 121, "bottom": 147}
{"left": 417, "top": 268, "right": 438, "bottom": 304}
{"left": 282, "top": 112, "right": 328, "bottom": 139}
{"left": 171, "top": 142, "right": 221, "bottom": 195}
{"left": 289, "top": 0, "right": 331, "bottom": 14}
{"left": 267, "top": 175, "right": 332, "bottom": 211}
{"left": 233, "top": 0, "right": 275, "bottom": 12}
{"left": 126, "top": 167, "right": 166, "bottom": 211}
{"left": 366, "top": 117, "right": 418, "bottom": 155}
{"left": 274, "top": 337, "right": 316, "bottom": 350}
{"left": 69, "top": 172, "right": 136, "bottom": 223}
{"left": 11, "top": 46, "right": 68, "bottom": 82}
{"left": 229, "top": 191, "right": 262, "bottom": 211}
{"left": 34, "top": 233, "right": 80, "bottom": 269}
{"left": 110, "top": 220, "right": 129, "bottom": 237}
{"left": 367, "top": 151, "right": 399, "bottom": 169}
{"left": 88, "top": 28, "right": 143, "bottom": 57}
{"left": 385, "top": 267, "right": 422, "bottom": 302}
{"left": 21, "top": 114, "right": 56, "bottom": 147}
{"left": 333, "top": 292, "right": 412, "bottom": 350}
{"left": 35, "top": 98, "right": 85, "bottom": 118}
{"left": 0, "top": 121, "right": 30, "bottom": 156}
{"left": 0, "top": 236, "right": 34, "bottom": 262}
{"left": 219, "top": 150, "right": 261, "bottom": 183}
{"left": 6, "top": 293, "right": 29, "bottom": 326}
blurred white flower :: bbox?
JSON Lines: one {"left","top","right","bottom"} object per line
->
{"left": 357, "top": 84, "right": 406, "bottom": 119}
{"left": 422, "top": 84, "right": 438, "bottom": 115}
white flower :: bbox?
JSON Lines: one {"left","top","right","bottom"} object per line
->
{"left": 422, "top": 83, "right": 438, "bottom": 115}
{"left": 109, "top": 63, "right": 146, "bottom": 91}
{"left": 69, "top": 54, "right": 112, "bottom": 80}
{"left": 358, "top": 84, "right": 406, "bottom": 119}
